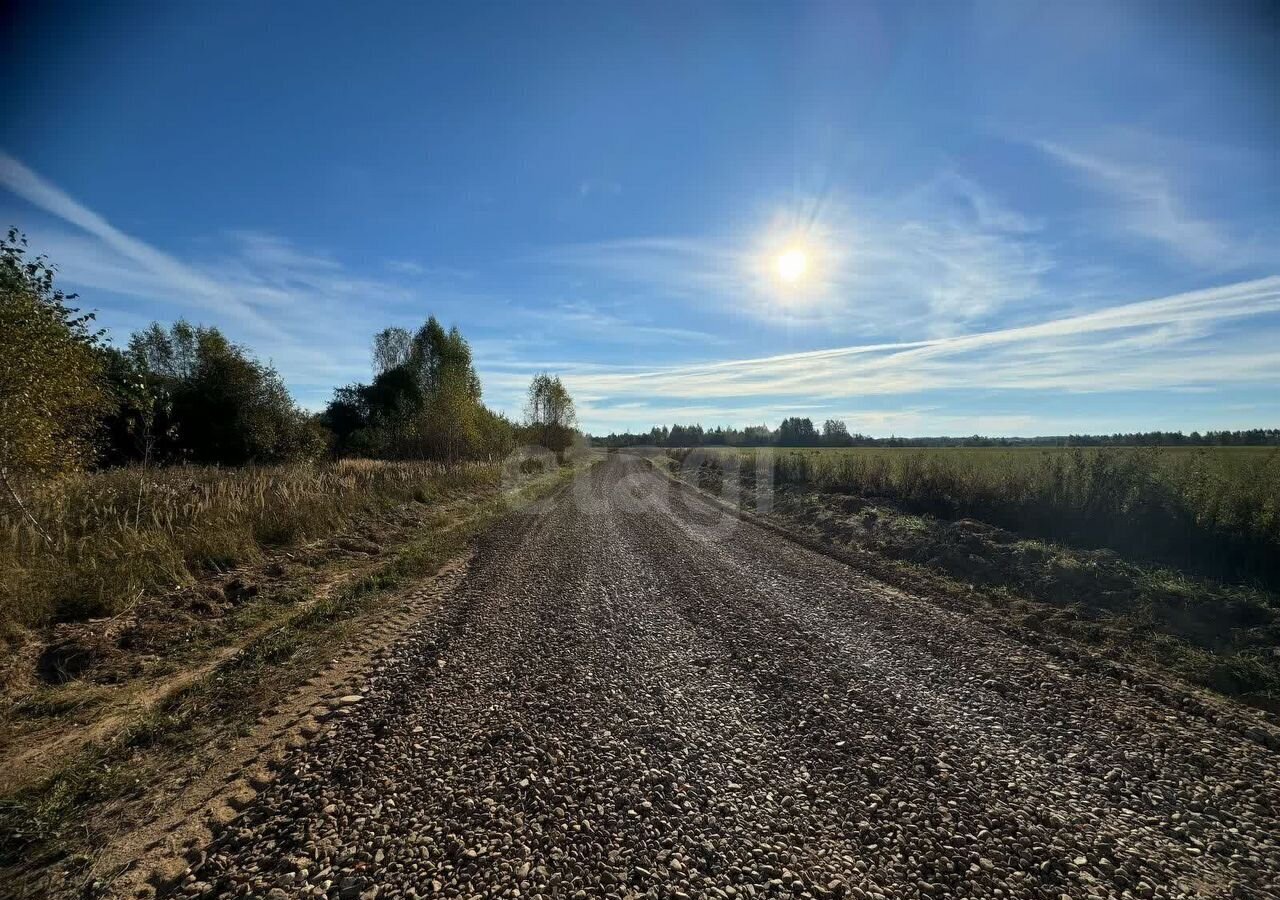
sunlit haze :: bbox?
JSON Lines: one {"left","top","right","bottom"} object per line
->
{"left": 775, "top": 248, "right": 810, "bottom": 285}
{"left": 2, "top": 0, "right": 1277, "bottom": 436}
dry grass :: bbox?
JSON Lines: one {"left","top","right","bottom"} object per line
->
{"left": 673, "top": 446, "right": 1280, "bottom": 588}
{"left": 0, "top": 460, "right": 500, "bottom": 637}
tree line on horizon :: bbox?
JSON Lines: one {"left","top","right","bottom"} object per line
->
{"left": 0, "top": 228, "right": 578, "bottom": 506}
{"left": 593, "top": 418, "right": 1280, "bottom": 449}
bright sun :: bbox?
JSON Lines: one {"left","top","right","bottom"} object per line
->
{"left": 775, "top": 247, "right": 809, "bottom": 283}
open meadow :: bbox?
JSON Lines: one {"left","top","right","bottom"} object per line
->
{"left": 6, "top": 2, "right": 1280, "bottom": 895}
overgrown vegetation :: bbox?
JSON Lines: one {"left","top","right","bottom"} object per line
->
{"left": 2, "top": 224, "right": 326, "bottom": 479}
{"left": 523, "top": 372, "right": 578, "bottom": 461}
{"left": 321, "top": 320, "right": 516, "bottom": 462}
{"left": 99, "top": 321, "right": 326, "bottom": 467}
{"left": 0, "top": 229, "right": 593, "bottom": 887}
{"left": 0, "top": 461, "right": 498, "bottom": 637}
{"left": 0, "top": 227, "right": 581, "bottom": 640}
{"left": 672, "top": 446, "right": 1280, "bottom": 588}
{"left": 0, "top": 230, "right": 111, "bottom": 538}
{"left": 0, "top": 463, "right": 580, "bottom": 882}
{"left": 599, "top": 418, "right": 1280, "bottom": 448}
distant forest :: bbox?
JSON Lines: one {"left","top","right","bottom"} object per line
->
{"left": 592, "top": 418, "right": 1280, "bottom": 449}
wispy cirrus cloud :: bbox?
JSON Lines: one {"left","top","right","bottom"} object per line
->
{"left": 385, "top": 259, "right": 425, "bottom": 275}
{"left": 1035, "top": 140, "right": 1238, "bottom": 267}
{"left": 2, "top": 152, "right": 733, "bottom": 414}
{"left": 0, "top": 152, "right": 280, "bottom": 333}
{"left": 514, "top": 300, "right": 728, "bottom": 346}
{"left": 539, "top": 181, "right": 1052, "bottom": 337}
{"left": 6, "top": 150, "right": 1276, "bottom": 431}
{"left": 0, "top": 152, "right": 434, "bottom": 404}
{"left": 537, "top": 277, "right": 1280, "bottom": 420}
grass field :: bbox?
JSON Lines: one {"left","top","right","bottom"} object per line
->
{"left": 671, "top": 445, "right": 1280, "bottom": 588}
{"left": 0, "top": 460, "right": 503, "bottom": 640}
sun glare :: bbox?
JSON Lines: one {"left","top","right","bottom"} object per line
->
{"left": 775, "top": 247, "right": 809, "bottom": 284}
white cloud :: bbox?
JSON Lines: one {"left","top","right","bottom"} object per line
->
{"left": 513, "top": 300, "right": 727, "bottom": 345}
{"left": 0, "top": 152, "right": 440, "bottom": 406}
{"left": 1036, "top": 140, "right": 1238, "bottom": 267}
{"left": 540, "top": 184, "right": 1051, "bottom": 337}
{"left": 907, "top": 171, "right": 1043, "bottom": 235}
{"left": 7, "top": 151, "right": 1274, "bottom": 430}
{"left": 385, "top": 259, "right": 425, "bottom": 275}
{"left": 0, "top": 152, "right": 281, "bottom": 333}
{"left": 542, "top": 277, "right": 1280, "bottom": 416}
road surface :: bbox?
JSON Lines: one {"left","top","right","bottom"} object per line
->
{"left": 181, "top": 455, "right": 1280, "bottom": 899}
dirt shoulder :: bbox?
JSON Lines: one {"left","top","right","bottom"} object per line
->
{"left": 1, "top": 491, "right": 462, "bottom": 796}
{"left": 0, "top": 458, "right": 591, "bottom": 899}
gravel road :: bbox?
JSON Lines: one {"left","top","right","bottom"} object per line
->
{"left": 181, "top": 456, "right": 1280, "bottom": 900}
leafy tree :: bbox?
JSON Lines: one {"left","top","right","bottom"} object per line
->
{"left": 821, "top": 418, "right": 853, "bottom": 447}
{"left": 130, "top": 320, "right": 201, "bottom": 380}
{"left": 524, "top": 373, "right": 577, "bottom": 459}
{"left": 421, "top": 365, "right": 475, "bottom": 462}
{"left": 323, "top": 316, "right": 511, "bottom": 462}
{"left": 120, "top": 321, "right": 321, "bottom": 465}
{"left": 319, "top": 383, "right": 370, "bottom": 456}
{"left": 96, "top": 346, "right": 174, "bottom": 468}
{"left": 668, "top": 423, "right": 705, "bottom": 447}
{"left": 740, "top": 425, "right": 773, "bottom": 446}
{"left": 364, "top": 364, "right": 427, "bottom": 456}
{"left": 777, "top": 416, "right": 819, "bottom": 446}
{"left": 475, "top": 406, "right": 517, "bottom": 459}
{"left": 407, "top": 318, "right": 482, "bottom": 400}
{"left": 372, "top": 327, "right": 413, "bottom": 375}
{"left": 0, "top": 229, "right": 110, "bottom": 535}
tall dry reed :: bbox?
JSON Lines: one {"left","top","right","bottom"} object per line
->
{"left": 675, "top": 446, "right": 1280, "bottom": 587}
{"left": 0, "top": 460, "right": 498, "bottom": 635}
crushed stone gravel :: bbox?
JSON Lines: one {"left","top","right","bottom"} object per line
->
{"left": 178, "top": 456, "right": 1280, "bottom": 900}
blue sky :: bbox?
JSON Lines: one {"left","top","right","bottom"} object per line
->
{"left": 2, "top": 0, "right": 1278, "bottom": 435}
